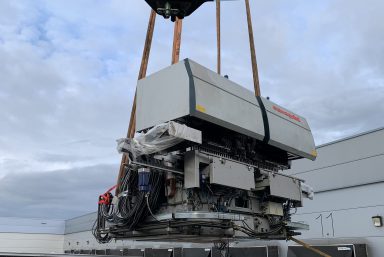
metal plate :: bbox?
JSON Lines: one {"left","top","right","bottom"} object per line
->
{"left": 288, "top": 245, "right": 361, "bottom": 257}
{"left": 209, "top": 157, "right": 255, "bottom": 190}
{"left": 153, "top": 212, "right": 246, "bottom": 221}
{"left": 269, "top": 173, "right": 302, "bottom": 201}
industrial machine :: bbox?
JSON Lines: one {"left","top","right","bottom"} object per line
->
{"left": 93, "top": 59, "right": 316, "bottom": 243}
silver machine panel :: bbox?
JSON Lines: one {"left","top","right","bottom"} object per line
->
{"left": 209, "top": 156, "right": 255, "bottom": 190}
{"left": 255, "top": 172, "right": 302, "bottom": 202}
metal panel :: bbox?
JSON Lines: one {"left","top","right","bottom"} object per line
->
{"left": 182, "top": 248, "right": 210, "bottom": 257}
{"left": 136, "top": 61, "right": 190, "bottom": 131}
{"left": 287, "top": 244, "right": 367, "bottom": 257}
{"left": 229, "top": 247, "right": 268, "bottom": 257}
{"left": 122, "top": 249, "right": 144, "bottom": 257}
{"left": 184, "top": 151, "right": 201, "bottom": 189}
{"left": 144, "top": 248, "right": 173, "bottom": 257}
{"left": 106, "top": 249, "right": 123, "bottom": 255}
{"left": 136, "top": 59, "right": 316, "bottom": 160}
{"left": 0, "top": 233, "right": 64, "bottom": 254}
{"left": 262, "top": 98, "right": 316, "bottom": 160}
{"left": 96, "top": 250, "right": 106, "bottom": 255}
{"left": 209, "top": 157, "right": 255, "bottom": 190}
{"left": 290, "top": 154, "right": 384, "bottom": 193}
{"left": 353, "top": 244, "right": 368, "bottom": 257}
{"left": 289, "top": 128, "right": 384, "bottom": 175}
{"left": 267, "top": 246, "right": 279, "bottom": 257}
{"left": 192, "top": 76, "right": 265, "bottom": 142}
{"left": 269, "top": 173, "right": 301, "bottom": 201}
{"left": 295, "top": 205, "right": 384, "bottom": 239}
{"left": 65, "top": 213, "right": 96, "bottom": 234}
{"left": 0, "top": 217, "right": 65, "bottom": 235}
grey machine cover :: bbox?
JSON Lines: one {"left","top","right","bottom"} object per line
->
{"left": 136, "top": 59, "right": 317, "bottom": 161}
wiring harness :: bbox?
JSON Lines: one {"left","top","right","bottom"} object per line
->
{"left": 93, "top": 167, "right": 164, "bottom": 243}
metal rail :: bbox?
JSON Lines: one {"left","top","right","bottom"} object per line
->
{"left": 129, "top": 161, "right": 184, "bottom": 175}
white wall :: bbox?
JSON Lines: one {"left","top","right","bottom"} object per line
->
{"left": 0, "top": 233, "right": 64, "bottom": 254}
{"left": 0, "top": 217, "right": 65, "bottom": 254}
{"left": 283, "top": 128, "right": 384, "bottom": 257}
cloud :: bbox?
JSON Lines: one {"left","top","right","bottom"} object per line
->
{"left": 0, "top": 0, "right": 383, "bottom": 218}
{"left": 0, "top": 164, "right": 117, "bottom": 219}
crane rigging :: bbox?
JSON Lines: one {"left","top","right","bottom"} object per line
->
{"left": 145, "top": 0, "right": 213, "bottom": 21}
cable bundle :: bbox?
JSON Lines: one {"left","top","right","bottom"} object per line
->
{"left": 93, "top": 167, "right": 164, "bottom": 243}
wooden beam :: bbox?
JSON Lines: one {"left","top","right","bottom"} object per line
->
{"left": 116, "top": 10, "right": 157, "bottom": 194}
{"left": 128, "top": 10, "right": 157, "bottom": 138}
{"left": 245, "top": 0, "right": 261, "bottom": 96}
{"left": 172, "top": 18, "right": 183, "bottom": 64}
{"left": 137, "top": 11, "right": 157, "bottom": 81}
{"left": 289, "top": 237, "right": 332, "bottom": 257}
{"left": 216, "top": 0, "right": 221, "bottom": 74}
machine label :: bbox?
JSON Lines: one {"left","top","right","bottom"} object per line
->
{"left": 338, "top": 247, "right": 351, "bottom": 251}
{"left": 196, "top": 104, "right": 207, "bottom": 113}
{"left": 273, "top": 105, "right": 301, "bottom": 122}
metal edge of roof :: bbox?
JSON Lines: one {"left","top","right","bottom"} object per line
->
{"left": 0, "top": 216, "right": 65, "bottom": 222}
{"left": 316, "top": 126, "right": 384, "bottom": 149}
{"left": 65, "top": 212, "right": 97, "bottom": 222}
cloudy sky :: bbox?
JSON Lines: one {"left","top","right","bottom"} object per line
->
{"left": 0, "top": 0, "right": 383, "bottom": 219}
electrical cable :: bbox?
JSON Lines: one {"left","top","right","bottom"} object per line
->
{"left": 146, "top": 193, "right": 160, "bottom": 222}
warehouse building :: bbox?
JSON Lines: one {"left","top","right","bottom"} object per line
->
{"left": 0, "top": 127, "right": 383, "bottom": 256}
{"left": 0, "top": 217, "right": 64, "bottom": 253}
{"left": 283, "top": 126, "right": 384, "bottom": 256}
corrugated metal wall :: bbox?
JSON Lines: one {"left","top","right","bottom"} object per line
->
{"left": 285, "top": 128, "right": 384, "bottom": 257}
{"left": 0, "top": 217, "right": 65, "bottom": 253}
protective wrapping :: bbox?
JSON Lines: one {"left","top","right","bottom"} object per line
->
{"left": 301, "top": 182, "right": 315, "bottom": 200}
{"left": 117, "top": 121, "right": 201, "bottom": 158}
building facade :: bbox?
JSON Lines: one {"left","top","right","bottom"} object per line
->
{"left": 0, "top": 217, "right": 64, "bottom": 253}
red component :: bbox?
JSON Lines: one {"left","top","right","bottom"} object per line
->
{"left": 273, "top": 105, "right": 301, "bottom": 122}
{"left": 98, "top": 185, "right": 117, "bottom": 205}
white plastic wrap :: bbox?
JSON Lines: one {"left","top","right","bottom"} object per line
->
{"left": 301, "top": 182, "right": 315, "bottom": 200}
{"left": 117, "top": 121, "right": 201, "bottom": 158}
{"left": 168, "top": 121, "right": 202, "bottom": 144}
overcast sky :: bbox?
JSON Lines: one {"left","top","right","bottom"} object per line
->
{"left": 0, "top": 0, "right": 383, "bottom": 219}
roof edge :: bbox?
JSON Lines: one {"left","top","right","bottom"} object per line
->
{"left": 317, "top": 126, "right": 384, "bottom": 149}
